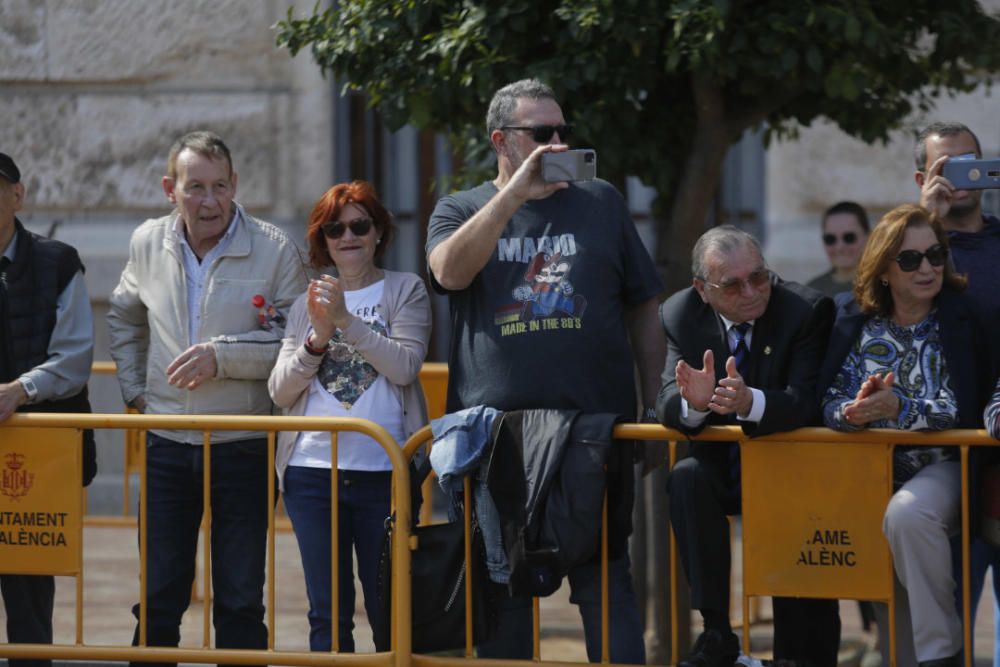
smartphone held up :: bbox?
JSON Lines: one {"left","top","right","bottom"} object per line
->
{"left": 542, "top": 149, "right": 597, "bottom": 183}
{"left": 943, "top": 155, "right": 1000, "bottom": 190}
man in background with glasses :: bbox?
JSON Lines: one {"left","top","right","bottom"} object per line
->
{"left": 426, "top": 78, "right": 665, "bottom": 663}
{"left": 657, "top": 225, "right": 837, "bottom": 667}
{"left": 107, "top": 131, "right": 306, "bottom": 664}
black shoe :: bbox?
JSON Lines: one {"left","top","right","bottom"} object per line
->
{"left": 679, "top": 629, "right": 740, "bottom": 667}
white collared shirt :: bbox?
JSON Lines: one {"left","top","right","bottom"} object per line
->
{"left": 174, "top": 210, "right": 242, "bottom": 345}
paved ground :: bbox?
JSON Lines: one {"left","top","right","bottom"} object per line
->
{"left": 0, "top": 523, "right": 996, "bottom": 665}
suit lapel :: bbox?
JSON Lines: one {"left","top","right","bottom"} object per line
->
{"left": 745, "top": 306, "right": 774, "bottom": 386}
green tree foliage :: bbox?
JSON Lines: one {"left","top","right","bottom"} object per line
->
{"left": 277, "top": 0, "right": 1000, "bottom": 290}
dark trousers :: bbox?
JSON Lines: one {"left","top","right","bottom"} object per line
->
{"left": 476, "top": 555, "right": 646, "bottom": 664}
{"left": 668, "top": 454, "right": 841, "bottom": 667}
{"left": 1, "top": 574, "right": 54, "bottom": 667}
{"left": 282, "top": 465, "right": 391, "bottom": 652}
{"left": 130, "top": 434, "right": 270, "bottom": 667}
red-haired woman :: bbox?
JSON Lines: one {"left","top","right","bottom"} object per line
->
{"left": 268, "top": 180, "right": 431, "bottom": 652}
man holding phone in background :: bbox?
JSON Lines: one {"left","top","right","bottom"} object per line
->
{"left": 913, "top": 121, "right": 1000, "bottom": 666}
{"left": 426, "top": 78, "right": 665, "bottom": 663}
{"left": 916, "top": 121, "right": 1000, "bottom": 316}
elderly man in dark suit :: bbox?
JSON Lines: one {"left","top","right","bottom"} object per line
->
{"left": 657, "top": 225, "right": 837, "bottom": 667}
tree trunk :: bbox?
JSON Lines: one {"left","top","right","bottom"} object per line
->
{"left": 655, "top": 74, "right": 739, "bottom": 294}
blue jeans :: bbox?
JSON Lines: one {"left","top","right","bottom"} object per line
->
{"left": 476, "top": 554, "right": 645, "bottom": 664}
{"left": 131, "top": 434, "right": 269, "bottom": 667}
{"left": 282, "top": 465, "right": 391, "bottom": 652}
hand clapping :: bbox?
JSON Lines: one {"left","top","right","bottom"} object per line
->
{"left": 676, "top": 350, "right": 752, "bottom": 417}
{"left": 844, "top": 371, "right": 900, "bottom": 426}
{"left": 307, "top": 274, "right": 351, "bottom": 345}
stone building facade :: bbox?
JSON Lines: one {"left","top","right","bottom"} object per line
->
{"left": 1, "top": 0, "right": 334, "bottom": 510}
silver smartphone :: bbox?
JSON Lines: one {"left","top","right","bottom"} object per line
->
{"left": 942, "top": 157, "right": 1000, "bottom": 189}
{"left": 541, "top": 149, "right": 597, "bottom": 182}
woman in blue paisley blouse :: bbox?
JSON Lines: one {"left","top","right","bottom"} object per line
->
{"left": 268, "top": 181, "right": 431, "bottom": 652}
{"left": 818, "top": 204, "right": 993, "bottom": 667}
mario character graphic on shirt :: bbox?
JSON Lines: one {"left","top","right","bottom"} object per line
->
{"left": 494, "top": 232, "right": 588, "bottom": 337}
{"left": 512, "top": 251, "right": 588, "bottom": 322}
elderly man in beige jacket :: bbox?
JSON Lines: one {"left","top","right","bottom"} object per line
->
{"left": 107, "top": 130, "right": 306, "bottom": 664}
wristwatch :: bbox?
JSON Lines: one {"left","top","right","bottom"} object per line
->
{"left": 18, "top": 377, "right": 37, "bottom": 402}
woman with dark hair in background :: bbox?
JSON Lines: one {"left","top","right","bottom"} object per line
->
{"left": 807, "top": 201, "right": 871, "bottom": 297}
{"left": 268, "top": 180, "right": 431, "bottom": 652}
{"left": 818, "top": 204, "right": 993, "bottom": 667}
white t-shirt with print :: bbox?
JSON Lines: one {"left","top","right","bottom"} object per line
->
{"left": 289, "top": 280, "right": 405, "bottom": 471}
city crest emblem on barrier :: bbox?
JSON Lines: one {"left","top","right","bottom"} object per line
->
{"left": 1, "top": 453, "right": 34, "bottom": 501}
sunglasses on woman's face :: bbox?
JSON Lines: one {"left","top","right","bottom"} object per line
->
{"left": 321, "top": 217, "right": 373, "bottom": 239}
{"left": 894, "top": 244, "right": 948, "bottom": 272}
{"left": 500, "top": 124, "right": 573, "bottom": 143}
{"left": 822, "top": 232, "right": 859, "bottom": 246}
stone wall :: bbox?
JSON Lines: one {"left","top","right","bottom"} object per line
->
{"left": 0, "top": 0, "right": 334, "bottom": 511}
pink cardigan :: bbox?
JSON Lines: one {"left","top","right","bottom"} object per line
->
{"left": 267, "top": 270, "right": 431, "bottom": 489}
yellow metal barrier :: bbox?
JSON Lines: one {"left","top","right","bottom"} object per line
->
{"left": 1, "top": 412, "right": 413, "bottom": 667}
{"left": 89, "top": 361, "right": 449, "bottom": 522}
{"left": 418, "top": 362, "right": 449, "bottom": 422}
{"left": 655, "top": 425, "right": 993, "bottom": 667}
{"left": 2, "top": 410, "right": 996, "bottom": 667}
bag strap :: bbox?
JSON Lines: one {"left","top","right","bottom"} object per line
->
{"left": 413, "top": 454, "right": 433, "bottom": 489}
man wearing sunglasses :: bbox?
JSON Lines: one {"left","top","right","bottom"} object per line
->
{"left": 426, "top": 79, "right": 665, "bottom": 663}
{"left": 916, "top": 123, "right": 1000, "bottom": 667}
{"left": 107, "top": 131, "right": 306, "bottom": 662}
{"left": 657, "top": 226, "right": 837, "bottom": 667}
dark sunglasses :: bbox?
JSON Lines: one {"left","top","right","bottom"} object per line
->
{"left": 822, "top": 232, "right": 859, "bottom": 246}
{"left": 894, "top": 244, "right": 948, "bottom": 272}
{"left": 501, "top": 124, "right": 573, "bottom": 143}
{"left": 321, "top": 217, "right": 373, "bottom": 239}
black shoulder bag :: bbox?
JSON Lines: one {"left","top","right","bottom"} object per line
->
{"left": 374, "top": 457, "right": 497, "bottom": 653}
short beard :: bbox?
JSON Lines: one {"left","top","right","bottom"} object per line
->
{"left": 947, "top": 191, "right": 982, "bottom": 220}
{"left": 504, "top": 141, "right": 528, "bottom": 173}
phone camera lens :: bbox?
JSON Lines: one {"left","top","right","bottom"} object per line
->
{"left": 584, "top": 152, "right": 595, "bottom": 163}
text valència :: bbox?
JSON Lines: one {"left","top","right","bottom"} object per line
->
{"left": 797, "top": 529, "right": 856, "bottom": 567}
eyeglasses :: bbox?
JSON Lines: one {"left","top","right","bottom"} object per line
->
{"left": 321, "top": 217, "right": 373, "bottom": 239}
{"left": 701, "top": 269, "right": 771, "bottom": 297}
{"left": 894, "top": 244, "right": 948, "bottom": 272}
{"left": 823, "top": 232, "right": 859, "bottom": 246}
{"left": 500, "top": 124, "right": 573, "bottom": 143}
